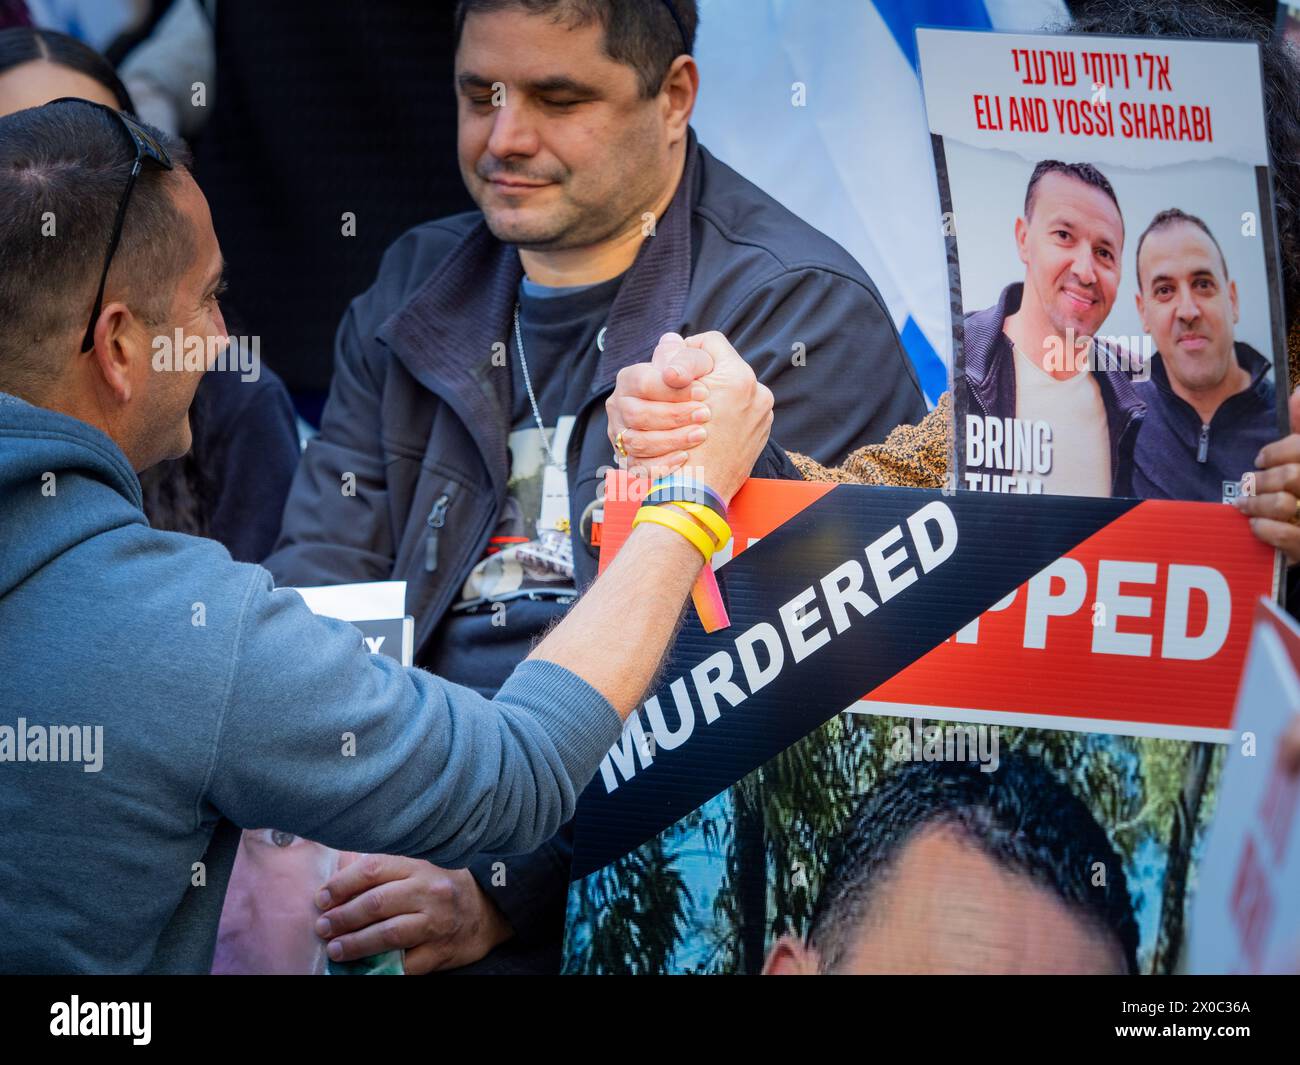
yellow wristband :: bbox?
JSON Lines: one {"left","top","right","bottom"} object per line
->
{"left": 673, "top": 501, "right": 732, "bottom": 551}
{"left": 633, "top": 504, "right": 714, "bottom": 562}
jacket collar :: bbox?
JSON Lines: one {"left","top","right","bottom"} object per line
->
{"left": 965, "top": 282, "right": 1022, "bottom": 417}
{"left": 381, "top": 132, "right": 700, "bottom": 498}
{"left": 1149, "top": 340, "right": 1272, "bottom": 398}
{"left": 966, "top": 281, "right": 1145, "bottom": 415}
{"left": 0, "top": 389, "right": 142, "bottom": 511}
{"left": 1237, "top": 340, "right": 1273, "bottom": 388}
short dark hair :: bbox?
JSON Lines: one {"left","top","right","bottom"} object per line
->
{"left": 1067, "top": 0, "right": 1300, "bottom": 326}
{"left": 453, "top": 0, "right": 698, "bottom": 98}
{"left": 0, "top": 26, "right": 133, "bottom": 111}
{"left": 807, "top": 753, "right": 1140, "bottom": 974}
{"left": 1135, "top": 207, "right": 1230, "bottom": 290}
{"left": 1024, "top": 159, "right": 1123, "bottom": 230}
{"left": 0, "top": 101, "right": 193, "bottom": 396}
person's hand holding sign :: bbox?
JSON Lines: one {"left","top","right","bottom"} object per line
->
{"left": 1237, "top": 388, "right": 1300, "bottom": 563}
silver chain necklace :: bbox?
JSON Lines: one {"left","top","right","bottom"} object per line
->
{"left": 513, "top": 303, "right": 566, "bottom": 472}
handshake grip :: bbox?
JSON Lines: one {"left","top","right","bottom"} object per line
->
{"left": 607, "top": 330, "right": 774, "bottom": 505}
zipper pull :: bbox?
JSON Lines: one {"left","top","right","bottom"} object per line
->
{"left": 1197, "top": 424, "right": 1209, "bottom": 463}
{"left": 425, "top": 493, "right": 451, "bottom": 573}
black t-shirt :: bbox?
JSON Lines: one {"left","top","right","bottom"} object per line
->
{"left": 427, "top": 272, "right": 624, "bottom": 696}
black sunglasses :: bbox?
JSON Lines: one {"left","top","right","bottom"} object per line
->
{"left": 46, "top": 98, "right": 175, "bottom": 353}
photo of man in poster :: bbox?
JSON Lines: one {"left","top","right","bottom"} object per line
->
{"left": 1130, "top": 208, "right": 1278, "bottom": 503}
{"left": 761, "top": 756, "right": 1139, "bottom": 976}
{"left": 963, "top": 160, "right": 1142, "bottom": 498}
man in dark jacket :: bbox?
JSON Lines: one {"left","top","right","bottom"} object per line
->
{"left": 960, "top": 161, "right": 1143, "bottom": 497}
{"left": 1131, "top": 208, "right": 1280, "bottom": 502}
{"left": 265, "top": 0, "right": 925, "bottom": 974}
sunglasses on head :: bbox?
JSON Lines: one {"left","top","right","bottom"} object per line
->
{"left": 45, "top": 98, "right": 175, "bottom": 353}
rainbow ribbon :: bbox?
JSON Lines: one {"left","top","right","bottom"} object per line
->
{"left": 690, "top": 564, "right": 730, "bottom": 634}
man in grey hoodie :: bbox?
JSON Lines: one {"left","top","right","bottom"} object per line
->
{"left": 0, "top": 99, "right": 771, "bottom": 973}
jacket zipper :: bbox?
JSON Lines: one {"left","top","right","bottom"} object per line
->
{"left": 1196, "top": 423, "right": 1210, "bottom": 463}
{"left": 425, "top": 493, "right": 451, "bottom": 573}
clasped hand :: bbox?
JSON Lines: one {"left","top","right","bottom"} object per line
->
{"left": 606, "top": 330, "right": 772, "bottom": 503}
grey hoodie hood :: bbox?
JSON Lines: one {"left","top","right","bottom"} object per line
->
{"left": 0, "top": 392, "right": 143, "bottom": 598}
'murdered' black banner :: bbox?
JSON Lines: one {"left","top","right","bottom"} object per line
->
{"left": 570, "top": 485, "right": 1137, "bottom": 880}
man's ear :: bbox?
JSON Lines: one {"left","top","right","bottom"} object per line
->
{"left": 660, "top": 54, "right": 698, "bottom": 144}
{"left": 1134, "top": 289, "right": 1148, "bottom": 331}
{"left": 1229, "top": 278, "right": 1239, "bottom": 324}
{"left": 87, "top": 301, "right": 142, "bottom": 404}
{"left": 1014, "top": 216, "right": 1030, "bottom": 267}
{"left": 762, "top": 933, "right": 822, "bottom": 975}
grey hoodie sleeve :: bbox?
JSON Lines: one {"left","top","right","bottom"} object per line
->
{"left": 205, "top": 567, "right": 623, "bottom": 864}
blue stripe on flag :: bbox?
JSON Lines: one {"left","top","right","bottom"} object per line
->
{"left": 900, "top": 315, "right": 948, "bottom": 405}
{"left": 872, "top": 0, "right": 992, "bottom": 69}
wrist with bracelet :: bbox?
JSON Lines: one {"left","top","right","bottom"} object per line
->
{"left": 632, "top": 476, "right": 734, "bottom": 632}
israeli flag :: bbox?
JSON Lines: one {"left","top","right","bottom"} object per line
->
{"left": 692, "top": 0, "right": 1069, "bottom": 404}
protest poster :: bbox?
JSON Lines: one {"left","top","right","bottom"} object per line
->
{"left": 564, "top": 22, "right": 1294, "bottom": 972}
{"left": 1188, "top": 597, "right": 1300, "bottom": 974}
{"left": 291, "top": 580, "right": 415, "bottom": 668}
{"left": 561, "top": 27, "right": 1290, "bottom": 977}
{"left": 918, "top": 28, "right": 1290, "bottom": 503}
{"left": 562, "top": 476, "right": 1274, "bottom": 973}
{"left": 212, "top": 582, "right": 411, "bottom": 976}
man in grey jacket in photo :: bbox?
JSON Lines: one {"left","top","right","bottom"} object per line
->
{"left": 0, "top": 98, "right": 773, "bottom": 974}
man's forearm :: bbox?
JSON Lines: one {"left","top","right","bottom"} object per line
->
{"left": 529, "top": 522, "right": 702, "bottom": 719}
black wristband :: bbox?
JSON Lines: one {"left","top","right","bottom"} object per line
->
{"left": 641, "top": 483, "right": 728, "bottom": 520}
